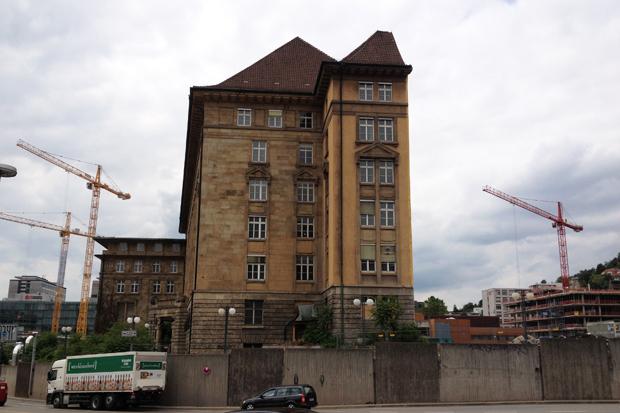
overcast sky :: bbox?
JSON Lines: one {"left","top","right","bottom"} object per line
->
{"left": 1, "top": 0, "right": 619, "bottom": 309}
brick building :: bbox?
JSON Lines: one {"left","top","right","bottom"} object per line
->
{"left": 179, "top": 31, "right": 414, "bottom": 352}
{"left": 94, "top": 237, "right": 186, "bottom": 352}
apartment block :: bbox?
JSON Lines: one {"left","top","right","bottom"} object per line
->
{"left": 481, "top": 288, "right": 527, "bottom": 327}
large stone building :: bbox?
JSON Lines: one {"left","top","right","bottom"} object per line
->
{"left": 94, "top": 237, "right": 186, "bottom": 352}
{"left": 179, "top": 31, "right": 414, "bottom": 352}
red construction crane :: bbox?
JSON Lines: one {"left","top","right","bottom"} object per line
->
{"left": 483, "top": 185, "right": 583, "bottom": 289}
{"left": 17, "top": 139, "right": 130, "bottom": 334}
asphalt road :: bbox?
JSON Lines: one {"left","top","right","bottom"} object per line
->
{"left": 3, "top": 398, "right": 620, "bottom": 413}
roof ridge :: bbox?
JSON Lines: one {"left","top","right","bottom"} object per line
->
{"left": 341, "top": 30, "right": 405, "bottom": 66}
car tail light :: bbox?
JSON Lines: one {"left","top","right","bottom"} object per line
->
{"left": 300, "top": 393, "right": 306, "bottom": 404}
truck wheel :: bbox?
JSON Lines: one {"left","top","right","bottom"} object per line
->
{"left": 104, "top": 394, "right": 117, "bottom": 410}
{"left": 52, "top": 393, "right": 64, "bottom": 409}
{"left": 90, "top": 395, "right": 104, "bottom": 410}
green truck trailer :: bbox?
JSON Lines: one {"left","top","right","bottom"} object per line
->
{"left": 46, "top": 351, "right": 166, "bottom": 409}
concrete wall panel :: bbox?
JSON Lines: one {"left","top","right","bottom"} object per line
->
{"left": 608, "top": 339, "right": 620, "bottom": 399}
{"left": 31, "top": 362, "right": 51, "bottom": 400}
{"left": 0, "top": 365, "right": 17, "bottom": 397}
{"left": 283, "top": 348, "right": 374, "bottom": 405}
{"left": 160, "top": 354, "right": 228, "bottom": 406}
{"left": 228, "top": 349, "right": 283, "bottom": 406}
{"left": 374, "top": 342, "right": 439, "bottom": 403}
{"left": 541, "top": 338, "right": 611, "bottom": 400}
{"left": 439, "top": 344, "right": 542, "bottom": 402}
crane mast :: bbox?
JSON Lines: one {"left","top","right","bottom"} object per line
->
{"left": 483, "top": 186, "right": 583, "bottom": 289}
{"left": 17, "top": 139, "right": 130, "bottom": 334}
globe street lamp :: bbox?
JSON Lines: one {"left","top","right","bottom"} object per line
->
{"left": 512, "top": 291, "right": 535, "bottom": 340}
{"left": 218, "top": 306, "right": 236, "bottom": 353}
{"left": 61, "top": 326, "right": 72, "bottom": 358}
{"left": 0, "top": 164, "right": 17, "bottom": 182}
{"left": 353, "top": 298, "right": 374, "bottom": 344}
{"left": 127, "top": 316, "right": 141, "bottom": 351}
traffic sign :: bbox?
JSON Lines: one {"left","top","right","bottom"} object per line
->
{"left": 121, "top": 330, "right": 137, "bottom": 337}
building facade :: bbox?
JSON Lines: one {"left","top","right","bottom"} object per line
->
{"left": 179, "top": 31, "right": 414, "bottom": 352}
{"left": 0, "top": 300, "right": 96, "bottom": 333}
{"left": 94, "top": 237, "right": 186, "bottom": 351}
{"left": 6, "top": 275, "right": 64, "bottom": 302}
{"left": 481, "top": 288, "right": 527, "bottom": 327}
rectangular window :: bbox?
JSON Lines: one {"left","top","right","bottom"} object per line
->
{"left": 359, "top": 82, "right": 373, "bottom": 101}
{"left": 248, "top": 216, "right": 267, "bottom": 240}
{"left": 115, "top": 260, "right": 125, "bottom": 273}
{"left": 381, "top": 245, "right": 396, "bottom": 273}
{"left": 296, "top": 182, "right": 315, "bottom": 203}
{"left": 359, "top": 160, "right": 374, "bottom": 184}
{"left": 237, "top": 108, "right": 252, "bottom": 126}
{"left": 251, "top": 141, "right": 267, "bottom": 163}
{"left": 378, "top": 118, "right": 394, "bottom": 142}
{"left": 267, "top": 109, "right": 283, "bottom": 128}
{"left": 247, "top": 256, "right": 266, "bottom": 281}
{"left": 360, "top": 201, "right": 375, "bottom": 227}
{"left": 166, "top": 280, "right": 175, "bottom": 294}
{"left": 130, "top": 280, "right": 140, "bottom": 294}
{"left": 172, "top": 243, "right": 181, "bottom": 252}
{"left": 378, "top": 83, "right": 392, "bottom": 102}
{"left": 119, "top": 242, "right": 128, "bottom": 252}
{"left": 299, "top": 112, "right": 313, "bottom": 129}
{"left": 380, "top": 201, "right": 395, "bottom": 227}
{"left": 361, "top": 244, "right": 376, "bottom": 272}
{"left": 249, "top": 179, "right": 268, "bottom": 201}
{"left": 154, "top": 243, "right": 163, "bottom": 252}
{"left": 152, "top": 261, "right": 161, "bottom": 273}
{"left": 298, "top": 144, "right": 313, "bottom": 165}
{"left": 379, "top": 161, "right": 394, "bottom": 184}
{"left": 136, "top": 242, "right": 145, "bottom": 252}
{"left": 171, "top": 261, "right": 178, "bottom": 273}
{"left": 245, "top": 300, "right": 264, "bottom": 325}
{"left": 296, "top": 255, "right": 314, "bottom": 281}
{"left": 133, "top": 260, "right": 143, "bottom": 273}
{"left": 359, "top": 118, "right": 374, "bottom": 141}
{"left": 152, "top": 280, "right": 161, "bottom": 294}
{"left": 296, "top": 216, "right": 314, "bottom": 238}
{"left": 116, "top": 280, "right": 125, "bottom": 294}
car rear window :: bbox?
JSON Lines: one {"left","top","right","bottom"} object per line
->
{"left": 303, "top": 385, "right": 314, "bottom": 394}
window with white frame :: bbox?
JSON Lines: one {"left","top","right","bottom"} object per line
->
{"left": 152, "top": 280, "right": 161, "bottom": 294}
{"left": 360, "top": 201, "right": 375, "bottom": 227}
{"left": 133, "top": 260, "right": 143, "bottom": 273}
{"left": 299, "top": 112, "right": 313, "bottom": 129}
{"left": 251, "top": 141, "right": 267, "bottom": 163}
{"left": 171, "top": 261, "right": 178, "bottom": 273}
{"left": 296, "top": 182, "right": 314, "bottom": 203}
{"left": 136, "top": 242, "right": 145, "bottom": 252}
{"left": 298, "top": 144, "right": 313, "bottom": 165}
{"left": 248, "top": 216, "right": 267, "bottom": 240}
{"left": 361, "top": 244, "right": 376, "bottom": 272}
{"left": 296, "top": 255, "right": 314, "bottom": 281}
{"left": 115, "top": 260, "right": 125, "bottom": 273}
{"left": 296, "top": 216, "right": 314, "bottom": 238}
{"left": 245, "top": 300, "right": 263, "bottom": 325}
{"left": 378, "top": 83, "right": 392, "bottom": 102}
{"left": 380, "top": 201, "right": 395, "bottom": 227}
{"left": 116, "top": 280, "right": 125, "bottom": 293}
{"left": 247, "top": 256, "right": 266, "bottom": 281}
{"left": 359, "top": 160, "right": 374, "bottom": 184}
{"left": 249, "top": 179, "right": 268, "bottom": 201}
{"left": 152, "top": 260, "right": 161, "bottom": 273}
{"left": 130, "top": 280, "right": 140, "bottom": 294}
{"left": 379, "top": 161, "right": 394, "bottom": 184}
{"left": 237, "top": 108, "right": 252, "bottom": 126}
{"left": 378, "top": 118, "right": 394, "bottom": 142}
{"left": 267, "top": 110, "right": 282, "bottom": 128}
{"left": 166, "top": 280, "right": 175, "bottom": 294}
{"left": 359, "top": 118, "right": 374, "bottom": 141}
{"left": 359, "top": 82, "right": 373, "bottom": 101}
{"left": 381, "top": 245, "right": 396, "bottom": 273}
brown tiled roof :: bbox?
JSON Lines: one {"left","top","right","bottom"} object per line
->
{"left": 210, "top": 37, "right": 335, "bottom": 93}
{"left": 342, "top": 31, "right": 405, "bottom": 66}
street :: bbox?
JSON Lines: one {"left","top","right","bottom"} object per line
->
{"left": 3, "top": 398, "right": 620, "bottom": 413}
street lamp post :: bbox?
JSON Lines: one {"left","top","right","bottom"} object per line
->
{"left": 512, "top": 291, "right": 535, "bottom": 340}
{"left": 26, "top": 332, "right": 38, "bottom": 397}
{"left": 353, "top": 298, "right": 374, "bottom": 343}
{"left": 127, "top": 316, "right": 141, "bottom": 351}
{"left": 0, "top": 164, "right": 17, "bottom": 182}
{"left": 218, "top": 306, "right": 236, "bottom": 353}
{"left": 61, "top": 326, "right": 72, "bottom": 358}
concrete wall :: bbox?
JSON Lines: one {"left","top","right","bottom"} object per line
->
{"left": 540, "top": 338, "right": 612, "bottom": 400}
{"left": 608, "top": 339, "right": 620, "bottom": 400}
{"left": 283, "top": 348, "right": 374, "bottom": 405}
{"left": 31, "top": 362, "right": 51, "bottom": 400}
{"left": 438, "top": 344, "right": 542, "bottom": 402}
{"left": 374, "top": 342, "right": 439, "bottom": 403}
{"left": 227, "top": 349, "right": 284, "bottom": 406}
{"left": 161, "top": 354, "right": 228, "bottom": 407}
{"left": 0, "top": 364, "right": 17, "bottom": 397}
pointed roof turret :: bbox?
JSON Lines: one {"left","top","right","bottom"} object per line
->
{"left": 342, "top": 31, "right": 406, "bottom": 66}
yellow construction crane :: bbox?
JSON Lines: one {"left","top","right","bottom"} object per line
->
{"left": 0, "top": 211, "right": 92, "bottom": 333}
{"left": 17, "top": 139, "right": 130, "bottom": 334}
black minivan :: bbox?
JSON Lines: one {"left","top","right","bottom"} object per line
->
{"left": 241, "top": 385, "right": 317, "bottom": 410}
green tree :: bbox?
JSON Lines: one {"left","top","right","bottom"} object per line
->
{"left": 421, "top": 296, "right": 448, "bottom": 318}
{"left": 371, "top": 296, "right": 403, "bottom": 336}
{"left": 590, "top": 273, "right": 608, "bottom": 290}
{"left": 394, "top": 322, "right": 424, "bottom": 342}
{"left": 302, "top": 304, "right": 336, "bottom": 347}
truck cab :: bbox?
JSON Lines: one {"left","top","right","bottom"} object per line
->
{"left": 47, "top": 359, "right": 66, "bottom": 407}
